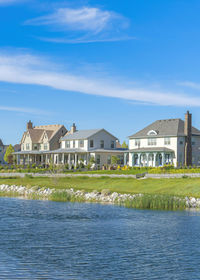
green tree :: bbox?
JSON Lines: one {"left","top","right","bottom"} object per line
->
{"left": 4, "top": 144, "right": 15, "bottom": 164}
{"left": 111, "top": 156, "right": 118, "bottom": 165}
{"left": 121, "top": 141, "right": 129, "bottom": 149}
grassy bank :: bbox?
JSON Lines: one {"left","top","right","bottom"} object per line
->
{"left": 0, "top": 175, "right": 200, "bottom": 197}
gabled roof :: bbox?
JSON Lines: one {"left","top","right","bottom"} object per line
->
{"left": 21, "top": 124, "right": 65, "bottom": 144}
{"left": 129, "top": 118, "right": 200, "bottom": 138}
{"left": 62, "top": 129, "right": 117, "bottom": 141}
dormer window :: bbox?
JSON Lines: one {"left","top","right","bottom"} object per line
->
{"left": 147, "top": 130, "right": 158, "bottom": 136}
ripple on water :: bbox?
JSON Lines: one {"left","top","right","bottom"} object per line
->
{"left": 0, "top": 198, "right": 200, "bottom": 279}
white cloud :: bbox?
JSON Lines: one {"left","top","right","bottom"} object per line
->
{"left": 25, "top": 7, "right": 130, "bottom": 43}
{"left": 0, "top": 0, "right": 22, "bottom": 5}
{"left": 0, "top": 105, "right": 48, "bottom": 115}
{"left": 0, "top": 53, "right": 200, "bottom": 107}
{"left": 178, "top": 81, "right": 200, "bottom": 90}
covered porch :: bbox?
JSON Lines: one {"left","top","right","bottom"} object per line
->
{"left": 129, "top": 147, "right": 175, "bottom": 167}
{"left": 48, "top": 149, "right": 89, "bottom": 167}
{"left": 13, "top": 151, "right": 49, "bottom": 166}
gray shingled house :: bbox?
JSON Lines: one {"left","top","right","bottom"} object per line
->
{"left": 128, "top": 111, "right": 200, "bottom": 167}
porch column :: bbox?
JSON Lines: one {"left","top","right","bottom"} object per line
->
{"left": 153, "top": 153, "right": 157, "bottom": 167}
{"left": 124, "top": 152, "right": 128, "bottom": 166}
{"left": 75, "top": 154, "right": 78, "bottom": 167}
{"left": 161, "top": 152, "right": 165, "bottom": 166}
{"left": 62, "top": 153, "right": 64, "bottom": 165}
{"left": 68, "top": 154, "right": 71, "bottom": 167}
{"left": 131, "top": 152, "right": 134, "bottom": 166}
{"left": 138, "top": 153, "right": 141, "bottom": 166}
{"left": 146, "top": 153, "right": 149, "bottom": 167}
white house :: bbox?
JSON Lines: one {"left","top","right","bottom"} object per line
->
{"left": 128, "top": 111, "right": 200, "bottom": 167}
{"left": 49, "top": 124, "right": 127, "bottom": 168}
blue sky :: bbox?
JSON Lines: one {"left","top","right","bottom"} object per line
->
{"left": 1, "top": 0, "right": 200, "bottom": 144}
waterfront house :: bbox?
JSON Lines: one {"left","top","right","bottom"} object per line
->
{"left": 0, "top": 139, "right": 8, "bottom": 164}
{"left": 128, "top": 111, "right": 200, "bottom": 167}
{"left": 14, "top": 121, "right": 67, "bottom": 165}
{"left": 48, "top": 123, "right": 127, "bottom": 168}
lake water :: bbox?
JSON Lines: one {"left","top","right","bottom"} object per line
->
{"left": 0, "top": 198, "right": 200, "bottom": 280}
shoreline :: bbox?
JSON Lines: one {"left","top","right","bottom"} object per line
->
{"left": 0, "top": 184, "right": 199, "bottom": 210}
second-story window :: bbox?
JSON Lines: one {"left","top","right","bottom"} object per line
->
{"left": 164, "top": 137, "right": 171, "bottom": 145}
{"left": 26, "top": 143, "right": 30, "bottom": 150}
{"left": 148, "top": 138, "right": 157, "bottom": 146}
{"left": 111, "top": 141, "right": 115, "bottom": 149}
{"left": 135, "top": 139, "right": 141, "bottom": 146}
{"left": 100, "top": 140, "right": 104, "bottom": 148}
{"left": 73, "top": 140, "right": 75, "bottom": 148}
{"left": 44, "top": 143, "right": 48, "bottom": 150}
{"left": 65, "top": 141, "right": 70, "bottom": 148}
{"left": 33, "top": 144, "right": 38, "bottom": 150}
{"left": 79, "top": 140, "right": 84, "bottom": 148}
{"left": 90, "top": 140, "right": 94, "bottom": 148}
{"left": 22, "top": 144, "right": 24, "bottom": 151}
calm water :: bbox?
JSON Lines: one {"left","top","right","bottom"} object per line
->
{"left": 0, "top": 199, "right": 200, "bottom": 280}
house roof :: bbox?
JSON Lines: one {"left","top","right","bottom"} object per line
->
{"left": 62, "top": 129, "right": 117, "bottom": 140}
{"left": 21, "top": 124, "right": 64, "bottom": 144}
{"left": 129, "top": 118, "right": 200, "bottom": 138}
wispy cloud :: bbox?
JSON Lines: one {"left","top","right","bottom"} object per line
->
{"left": 0, "top": 0, "right": 23, "bottom": 5}
{"left": 0, "top": 105, "right": 48, "bottom": 115}
{"left": 25, "top": 7, "right": 131, "bottom": 43}
{"left": 178, "top": 81, "right": 200, "bottom": 90}
{"left": 0, "top": 52, "right": 200, "bottom": 107}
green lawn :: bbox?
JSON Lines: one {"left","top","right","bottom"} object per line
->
{"left": 1, "top": 176, "right": 200, "bottom": 197}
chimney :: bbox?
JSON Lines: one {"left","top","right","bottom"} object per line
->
{"left": 70, "top": 123, "right": 76, "bottom": 134}
{"left": 27, "top": 120, "right": 33, "bottom": 130}
{"left": 184, "top": 111, "right": 192, "bottom": 166}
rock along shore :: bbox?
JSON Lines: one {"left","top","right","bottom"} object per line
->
{"left": 0, "top": 184, "right": 199, "bottom": 209}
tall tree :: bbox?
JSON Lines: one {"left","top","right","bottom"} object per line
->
{"left": 122, "top": 141, "right": 129, "bottom": 149}
{"left": 4, "top": 144, "right": 15, "bottom": 164}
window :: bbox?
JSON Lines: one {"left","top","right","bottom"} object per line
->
{"left": 65, "top": 141, "right": 70, "bottom": 148}
{"left": 73, "top": 140, "right": 75, "bottom": 148}
{"left": 79, "top": 140, "right": 84, "bottom": 148}
{"left": 22, "top": 144, "right": 24, "bottom": 151}
{"left": 148, "top": 138, "right": 157, "bottom": 146}
{"left": 135, "top": 139, "right": 140, "bottom": 146}
{"left": 107, "top": 155, "right": 111, "bottom": 164}
{"left": 147, "top": 130, "right": 157, "bottom": 136}
{"left": 100, "top": 140, "right": 104, "bottom": 148}
{"left": 111, "top": 141, "right": 115, "bottom": 149}
{"left": 33, "top": 144, "right": 38, "bottom": 150}
{"left": 180, "top": 140, "right": 183, "bottom": 145}
{"left": 96, "top": 155, "right": 100, "bottom": 164}
{"left": 26, "top": 143, "right": 30, "bottom": 150}
{"left": 90, "top": 140, "right": 94, "bottom": 148}
{"left": 192, "top": 141, "right": 195, "bottom": 146}
{"left": 164, "top": 137, "right": 171, "bottom": 145}
{"left": 44, "top": 143, "right": 48, "bottom": 150}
